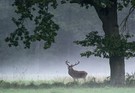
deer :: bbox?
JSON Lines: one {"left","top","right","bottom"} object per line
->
{"left": 65, "top": 60, "right": 88, "bottom": 82}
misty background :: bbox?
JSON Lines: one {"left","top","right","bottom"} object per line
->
{"left": 0, "top": 0, "right": 135, "bottom": 80}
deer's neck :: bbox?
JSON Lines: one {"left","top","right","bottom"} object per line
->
{"left": 68, "top": 68, "right": 75, "bottom": 73}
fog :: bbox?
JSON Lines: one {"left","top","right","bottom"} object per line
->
{"left": 0, "top": 0, "right": 135, "bottom": 80}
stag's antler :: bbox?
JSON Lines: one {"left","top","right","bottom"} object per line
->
{"left": 65, "top": 60, "right": 70, "bottom": 66}
{"left": 72, "top": 61, "right": 80, "bottom": 66}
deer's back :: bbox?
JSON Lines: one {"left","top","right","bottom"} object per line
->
{"left": 69, "top": 70, "right": 87, "bottom": 78}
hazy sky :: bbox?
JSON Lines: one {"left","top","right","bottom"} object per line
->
{"left": 0, "top": 0, "right": 135, "bottom": 80}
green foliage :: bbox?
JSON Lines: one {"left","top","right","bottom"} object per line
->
{"left": 5, "top": 0, "right": 135, "bottom": 49}
{"left": 62, "top": 0, "right": 113, "bottom": 8}
{"left": 5, "top": 0, "right": 59, "bottom": 49}
{"left": 117, "top": 0, "right": 130, "bottom": 10}
{"left": 74, "top": 31, "right": 135, "bottom": 58}
{"left": 67, "top": 0, "right": 135, "bottom": 9}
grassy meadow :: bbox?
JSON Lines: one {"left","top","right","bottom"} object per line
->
{"left": 0, "top": 87, "right": 135, "bottom": 93}
{"left": 0, "top": 74, "right": 135, "bottom": 93}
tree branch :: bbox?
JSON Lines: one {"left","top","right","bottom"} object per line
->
{"left": 69, "top": 0, "right": 96, "bottom": 6}
{"left": 69, "top": 0, "right": 81, "bottom": 3}
{"left": 120, "top": 6, "right": 135, "bottom": 32}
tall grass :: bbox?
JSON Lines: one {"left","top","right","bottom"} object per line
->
{"left": 126, "top": 72, "right": 135, "bottom": 86}
{"left": 0, "top": 87, "right": 135, "bottom": 93}
{"left": 0, "top": 74, "right": 135, "bottom": 88}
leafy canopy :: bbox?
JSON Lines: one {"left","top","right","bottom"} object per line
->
{"left": 5, "top": 0, "right": 59, "bottom": 49}
{"left": 5, "top": 0, "right": 135, "bottom": 49}
{"left": 74, "top": 31, "right": 135, "bottom": 59}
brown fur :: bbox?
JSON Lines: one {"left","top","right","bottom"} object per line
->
{"left": 66, "top": 61, "right": 88, "bottom": 81}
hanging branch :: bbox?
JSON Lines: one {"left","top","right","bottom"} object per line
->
{"left": 120, "top": 6, "right": 135, "bottom": 32}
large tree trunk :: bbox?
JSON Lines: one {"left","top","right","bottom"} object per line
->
{"left": 94, "top": 0, "right": 125, "bottom": 85}
{"left": 70, "top": 0, "right": 125, "bottom": 86}
{"left": 110, "top": 56, "right": 125, "bottom": 85}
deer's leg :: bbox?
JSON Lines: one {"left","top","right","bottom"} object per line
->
{"left": 73, "top": 78, "right": 75, "bottom": 82}
{"left": 83, "top": 78, "right": 86, "bottom": 82}
{"left": 73, "top": 78, "right": 78, "bottom": 82}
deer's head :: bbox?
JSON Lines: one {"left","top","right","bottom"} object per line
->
{"left": 65, "top": 60, "right": 80, "bottom": 70}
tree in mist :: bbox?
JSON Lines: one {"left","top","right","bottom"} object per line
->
{"left": 5, "top": 0, "right": 135, "bottom": 85}
{"left": 72, "top": 0, "right": 135, "bottom": 86}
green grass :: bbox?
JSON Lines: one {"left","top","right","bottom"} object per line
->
{"left": 0, "top": 74, "right": 135, "bottom": 93}
{"left": 0, "top": 75, "right": 135, "bottom": 88}
{"left": 0, "top": 87, "right": 135, "bottom": 93}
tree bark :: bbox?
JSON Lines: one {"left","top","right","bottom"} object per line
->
{"left": 94, "top": 0, "right": 125, "bottom": 86}
{"left": 110, "top": 56, "right": 125, "bottom": 85}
